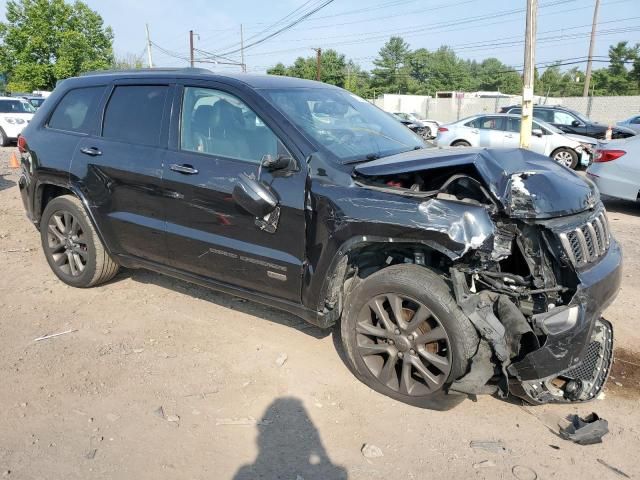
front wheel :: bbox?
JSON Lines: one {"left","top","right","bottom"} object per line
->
{"left": 40, "top": 195, "right": 119, "bottom": 288}
{"left": 340, "top": 264, "right": 479, "bottom": 408}
{"left": 551, "top": 147, "right": 578, "bottom": 169}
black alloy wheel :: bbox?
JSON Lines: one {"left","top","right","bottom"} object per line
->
{"left": 355, "top": 293, "right": 452, "bottom": 395}
{"left": 45, "top": 210, "right": 88, "bottom": 277}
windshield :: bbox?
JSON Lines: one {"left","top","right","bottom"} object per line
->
{"left": 0, "top": 99, "right": 36, "bottom": 114}
{"left": 565, "top": 108, "right": 589, "bottom": 123}
{"left": 261, "top": 88, "right": 424, "bottom": 163}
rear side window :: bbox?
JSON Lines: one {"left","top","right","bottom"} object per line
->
{"left": 102, "top": 85, "right": 168, "bottom": 146}
{"left": 48, "top": 87, "right": 104, "bottom": 133}
{"left": 470, "top": 116, "right": 505, "bottom": 130}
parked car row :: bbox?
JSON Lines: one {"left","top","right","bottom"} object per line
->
{"left": 392, "top": 112, "right": 440, "bottom": 139}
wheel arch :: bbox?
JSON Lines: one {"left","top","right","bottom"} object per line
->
{"left": 313, "top": 236, "right": 460, "bottom": 325}
{"left": 35, "top": 181, "right": 115, "bottom": 259}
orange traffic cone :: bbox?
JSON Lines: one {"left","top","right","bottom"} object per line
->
{"left": 9, "top": 151, "right": 20, "bottom": 169}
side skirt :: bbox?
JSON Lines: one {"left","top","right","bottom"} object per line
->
{"left": 116, "top": 254, "right": 332, "bottom": 329}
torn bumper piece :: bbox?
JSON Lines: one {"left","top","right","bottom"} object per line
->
{"left": 450, "top": 240, "right": 621, "bottom": 405}
{"left": 507, "top": 242, "right": 621, "bottom": 404}
{"left": 509, "top": 318, "right": 613, "bottom": 404}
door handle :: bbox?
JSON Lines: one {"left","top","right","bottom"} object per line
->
{"left": 505, "top": 134, "right": 513, "bottom": 138}
{"left": 80, "top": 147, "right": 102, "bottom": 156}
{"left": 170, "top": 164, "right": 199, "bottom": 175}
{"left": 471, "top": 129, "right": 479, "bottom": 134}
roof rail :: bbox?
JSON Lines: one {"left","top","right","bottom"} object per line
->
{"left": 80, "top": 67, "right": 212, "bottom": 76}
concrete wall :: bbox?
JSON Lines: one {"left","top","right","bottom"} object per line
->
{"left": 375, "top": 93, "right": 640, "bottom": 125}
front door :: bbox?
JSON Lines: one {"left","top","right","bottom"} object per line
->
{"left": 73, "top": 82, "right": 172, "bottom": 264}
{"left": 162, "top": 84, "right": 307, "bottom": 302}
{"left": 502, "top": 117, "right": 548, "bottom": 154}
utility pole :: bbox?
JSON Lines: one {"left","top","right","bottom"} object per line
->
{"left": 145, "top": 23, "right": 154, "bottom": 68}
{"left": 240, "top": 24, "right": 246, "bottom": 72}
{"left": 583, "top": 0, "right": 601, "bottom": 97}
{"left": 520, "top": 0, "right": 538, "bottom": 149}
{"left": 313, "top": 48, "right": 322, "bottom": 81}
{"left": 189, "top": 30, "right": 195, "bottom": 68}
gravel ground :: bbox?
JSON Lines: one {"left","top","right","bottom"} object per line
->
{"left": 0, "top": 145, "right": 639, "bottom": 480}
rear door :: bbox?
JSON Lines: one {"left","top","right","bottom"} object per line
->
{"left": 72, "top": 80, "right": 173, "bottom": 264}
{"left": 162, "top": 82, "right": 307, "bottom": 301}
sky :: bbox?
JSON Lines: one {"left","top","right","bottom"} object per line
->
{"left": 0, "top": 0, "right": 638, "bottom": 74}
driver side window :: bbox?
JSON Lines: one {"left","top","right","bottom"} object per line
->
{"left": 180, "top": 87, "right": 278, "bottom": 164}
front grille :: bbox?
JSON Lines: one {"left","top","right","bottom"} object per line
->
{"left": 559, "top": 211, "right": 610, "bottom": 267}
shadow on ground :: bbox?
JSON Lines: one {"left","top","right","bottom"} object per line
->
{"left": 0, "top": 174, "right": 15, "bottom": 192}
{"left": 603, "top": 197, "right": 640, "bottom": 216}
{"left": 233, "top": 397, "right": 348, "bottom": 480}
{"left": 127, "top": 269, "right": 330, "bottom": 339}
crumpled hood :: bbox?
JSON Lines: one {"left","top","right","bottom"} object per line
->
{"left": 354, "top": 147, "right": 599, "bottom": 219}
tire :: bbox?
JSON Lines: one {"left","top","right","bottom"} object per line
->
{"left": 0, "top": 127, "right": 8, "bottom": 147}
{"left": 551, "top": 147, "right": 578, "bottom": 169}
{"left": 341, "top": 264, "right": 479, "bottom": 408}
{"left": 451, "top": 140, "right": 471, "bottom": 147}
{"left": 40, "top": 195, "right": 119, "bottom": 288}
{"left": 422, "top": 126, "right": 432, "bottom": 139}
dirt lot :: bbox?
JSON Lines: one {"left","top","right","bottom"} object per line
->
{"left": 0, "top": 145, "right": 639, "bottom": 480}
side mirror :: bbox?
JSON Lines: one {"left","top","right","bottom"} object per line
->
{"left": 261, "top": 154, "right": 292, "bottom": 171}
{"left": 571, "top": 120, "right": 582, "bottom": 127}
{"left": 532, "top": 128, "right": 543, "bottom": 137}
{"left": 232, "top": 173, "right": 278, "bottom": 218}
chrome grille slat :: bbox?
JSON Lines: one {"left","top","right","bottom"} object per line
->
{"left": 559, "top": 210, "right": 611, "bottom": 267}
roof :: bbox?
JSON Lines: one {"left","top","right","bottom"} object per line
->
{"left": 74, "top": 68, "right": 332, "bottom": 89}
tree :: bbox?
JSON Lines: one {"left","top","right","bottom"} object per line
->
{"left": 473, "top": 58, "right": 521, "bottom": 94}
{"left": 0, "top": 0, "right": 113, "bottom": 91}
{"left": 371, "top": 36, "right": 411, "bottom": 93}
{"left": 266, "top": 49, "right": 351, "bottom": 88}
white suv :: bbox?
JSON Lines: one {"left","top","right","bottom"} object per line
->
{"left": 0, "top": 96, "right": 36, "bottom": 146}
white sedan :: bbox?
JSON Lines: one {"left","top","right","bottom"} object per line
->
{"left": 0, "top": 96, "right": 35, "bottom": 146}
{"left": 436, "top": 113, "right": 596, "bottom": 169}
{"left": 587, "top": 136, "right": 640, "bottom": 201}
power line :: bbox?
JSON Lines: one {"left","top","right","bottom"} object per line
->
{"left": 215, "top": 0, "right": 337, "bottom": 57}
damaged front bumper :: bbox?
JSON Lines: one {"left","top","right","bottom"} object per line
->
{"left": 508, "top": 241, "right": 621, "bottom": 403}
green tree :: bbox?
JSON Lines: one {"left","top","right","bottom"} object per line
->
{"left": 0, "top": 0, "right": 113, "bottom": 91}
{"left": 473, "top": 58, "right": 521, "bottom": 94}
{"left": 266, "top": 49, "right": 352, "bottom": 88}
{"left": 371, "top": 36, "right": 411, "bottom": 93}
{"left": 538, "top": 64, "right": 563, "bottom": 96}
{"left": 112, "top": 54, "right": 144, "bottom": 70}
{"left": 406, "top": 46, "right": 472, "bottom": 95}
{"left": 267, "top": 62, "right": 288, "bottom": 76}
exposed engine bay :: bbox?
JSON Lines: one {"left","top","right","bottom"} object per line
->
{"left": 351, "top": 150, "right": 620, "bottom": 405}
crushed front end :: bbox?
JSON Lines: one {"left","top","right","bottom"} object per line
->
{"left": 449, "top": 205, "right": 621, "bottom": 404}
{"left": 353, "top": 148, "right": 622, "bottom": 405}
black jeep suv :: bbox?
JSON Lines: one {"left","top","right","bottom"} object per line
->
{"left": 500, "top": 104, "right": 636, "bottom": 140}
{"left": 17, "top": 69, "right": 621, "bottom": 409}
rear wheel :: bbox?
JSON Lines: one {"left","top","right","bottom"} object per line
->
{"left": 40, "top": 195, "right": 119, "bottom": 288}
{"left": 451, "top": 140, "right": 471, "bottom": 147}
{"left": 551, "top": 147, "right": 578, "bottom": 169}
{"left": 341, "top": 264, "right": 478, "bottom": 408}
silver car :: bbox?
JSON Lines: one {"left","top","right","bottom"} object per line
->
{"left": 616, "top": 114, "right": 640, "bottom": 134}
{"left": 587, "top": 135, "right": 640, "bottom": 201}
{"left": 393, "top": 112, "right": 440, "bottom": 139}
{"left": 436, "top": 113, "right": 596, "bottom": 169}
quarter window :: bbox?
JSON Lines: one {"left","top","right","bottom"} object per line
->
{"left": 180, "top": 87, "right": 278, "bottom": 163}
{"left": 102, "top": 85, "right": 168, "bottom": 146}
{"left": 48, "top": 87, "right": 104, "bottom": 133}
